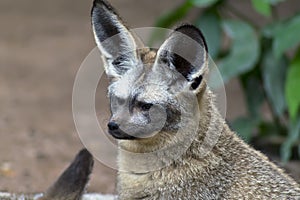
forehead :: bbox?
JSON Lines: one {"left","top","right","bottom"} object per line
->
{"left": 107, "top": 49, "right": 176, "bottom": 100}
{"left": 108, "top": 66, "right": 143, "bottom": 99}
{"left": 108, "top": 73, "right": 168, "bottom": 102}
{"left": 138, "top": 48, "right": 157, "bottom": 65}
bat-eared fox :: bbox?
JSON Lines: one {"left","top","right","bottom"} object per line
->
{"left": 91, "top": 0, "right": 300, "bottom": 199}
{"left": 1, "top": 0, "right": 299, "bottom": 199}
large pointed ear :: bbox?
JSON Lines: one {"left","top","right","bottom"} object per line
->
{"left": 91, "top": 0, "right": 140, "bottom": 79}
{"left": 155, "top": 24, "right": 208, "bottom": 92}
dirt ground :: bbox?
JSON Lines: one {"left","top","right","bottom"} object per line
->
{"left": 0, "top": 0, "right": 299, "bottom": 195}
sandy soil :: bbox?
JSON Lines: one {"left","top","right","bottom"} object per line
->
{"left": 0, "top": 0, "right": 299, "bottom": 195}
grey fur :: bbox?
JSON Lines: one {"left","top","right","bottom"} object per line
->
{"left": 92, "top": 0, "right": 300, "bottom": 199}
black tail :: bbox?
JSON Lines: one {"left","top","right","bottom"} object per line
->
{"left": 41, "top": 149, "right": 94, "bottom": 200}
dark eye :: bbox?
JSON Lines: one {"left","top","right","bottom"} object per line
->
{"left": 140, "top": 103, "right": 153, "bottom": 111}
{"left": 117, "top": 97, "right": 125, "bottom": 105}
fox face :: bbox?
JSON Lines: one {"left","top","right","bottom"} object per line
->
{"left": 92, "top": 0, "right": 208, "bottom": 148}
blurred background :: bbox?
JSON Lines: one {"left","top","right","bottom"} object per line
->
{"left": 0, "top": 0, "right": 299, "bottom": 195}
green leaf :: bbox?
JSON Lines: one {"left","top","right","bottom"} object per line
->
{"left": 218, "top": 20, "right": 260, "bottom": 83}
{"left": 154, "top": 1, "right": 193, "bottom": 28}
{"left": 189, "top": 0, "right": 219, "bottom": 7}
{"left": 195, "top": 11, "right": 221, "bottom": 58}
{"left": 285, "top": 50, "right": 300, "bottom": 120}
{"left": 231, "top": 117, "right": 259, "bottom": 142}
{"left": 281, "top": 115, "right": 300, "bottom": 162}
{"left": 259, "top": 121, "right": 281, "bottom": 137}
{"left": 262, "top": 22, "right": 283, "bottom": 38}
{"left": 265, "top": 0, "right": 285, "bottom": 5}
{"left": 149, "top": 1, "right": 192, "bottom": 45}
{"left": 262, "top": 51, "right": 287, "bottom": 116}
{"left": 273, "top": 14, "right": 300, "bottom": 58}
{"left": 251, "top": 0, "right": 271, "bottom": 17}
{"left": 241, "top": 74, "right": 264, "bottom": 118}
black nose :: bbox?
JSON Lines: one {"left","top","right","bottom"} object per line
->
{"left": 108, "top": 121, "right": 119, "bottom": 131}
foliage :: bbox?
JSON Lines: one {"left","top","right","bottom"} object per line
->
{"left": 153, "top": 0, "right": 300, "bottom": 161}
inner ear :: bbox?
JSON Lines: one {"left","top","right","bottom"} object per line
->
{"left": 91, "top": 0, "right": 143, "bottom": 78}
{"left": 92, "top": 0, "right": 137, "bottom": 58}
{"left": 155, "top": 24, "right": 208, "bottom": 90}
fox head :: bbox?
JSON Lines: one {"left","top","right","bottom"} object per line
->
{"left": 92, "top": 0, "right": 209, "bottom": 151}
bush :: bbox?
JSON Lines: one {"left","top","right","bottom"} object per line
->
{"left": 153, "top": 0, "right": 300, "bottom": 162}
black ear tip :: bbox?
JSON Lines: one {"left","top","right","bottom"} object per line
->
{"left": 174, "top": 24, "right": 208, "bottom": 53}
{"left": 191, "top": 75, "right": 203, "bottom": 90}
{"left": 91, "top": 0, "right": 122, "bottom": 27}
{"left": 174, "top": 23, "right": 197, "bottom": 31}
{"left": 93, "top": 0, "right": 110, "bottom": 8}
{"left": 92, "top": 0, "right": 116, "bottom": 16}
